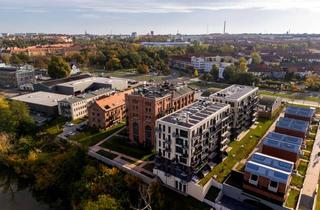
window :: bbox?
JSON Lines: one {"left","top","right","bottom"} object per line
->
{"left": 249, "top": 174, "right": 258, "bottom": 185}
{"left": 176, "top": 146, "right": 183, "bottom": 154}
{"left": 268, "top": 180, "right": 278, "bottom": 192}
{"left": 168, "top": 126, "right": 171, "bottom": 133}
{"left": 180, "top": 130, "right": 188, "bottom": 138}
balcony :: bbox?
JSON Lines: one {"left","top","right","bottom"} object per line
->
{"left": 221, "top": 130, "right": 230, "bottom": 138}
{"left": 220, "top": 144, "right": 228, "bottom": 152}
{"left": 221, "top": 138, "right": 230, "bottom": 146}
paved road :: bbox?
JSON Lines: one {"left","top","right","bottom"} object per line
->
{"left": 58, "top": 121, "right": 87, "bottom": 140}
{"left": 283, "top": 98, "right": 320, "bottom": 108}
{"left": 298, "top": 123, "right": 320, "bottom": 210}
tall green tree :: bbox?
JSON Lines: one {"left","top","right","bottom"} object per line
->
{"left": 48, "top": 56, "right": 71, "bottom": 79}
{"left": 251, "top": 52, "right": 262, "bottom": 64}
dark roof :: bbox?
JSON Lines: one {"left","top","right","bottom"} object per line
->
{"left": 0, "top": 67, "right": 18, "bottom": 72}
{"left": 259, "top": 96, "right": 279, "bottom": 107}
{"left": 276, "top": 117, "right": 309, "bottom": 133}
{"left": 285, "top": 106, "right": 315, "bottom": 118}
{"left": 262, "top": 131, "right": 303, "bottom": 154}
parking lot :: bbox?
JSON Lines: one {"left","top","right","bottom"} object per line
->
{"left": 58, "top": 120, "right": 88, "bottom": 140}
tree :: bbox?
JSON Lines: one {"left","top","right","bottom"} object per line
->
{"left": 238, "top": 57, "right": 248, "bottom": 72}
{"left": 305, "top": 75, "right": 320, "bottom": 91}
{"left": 0, "top": 96, "right": 34, "bottom": 136}
{"left": 251, "top": 52, "right": 262, "bottom": 64}
{"left": 10, "top": 54, "right": 22, "bottom": 65}
{"left": 0, "top": 54, "right": 10, "bottom": 64}
{"left": 106, "top": 55, "right": 122, "bottom": 71}
{"left": 137, "top": 64, "right": 149, "bottom": 74}
{"left": 84, "top": 195, "right": 122, "bottom": 210}
{"left": 194, "top": 69, "right": 199, "bottom": 77}
{"left": 48, "top": 56, "right": 71, "bottom": 79}
{"left": 210, "top": 65, "right": 219, "bottom": 81}
{"left": 223, "top": 65, "right": 237, "bottom": 82}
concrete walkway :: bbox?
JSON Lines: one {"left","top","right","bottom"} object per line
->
{"left": 298, "top": 122, "right": 320, "bottom": 210}
{"left": 89, "top": 126, "right": 155, "bottom": 178}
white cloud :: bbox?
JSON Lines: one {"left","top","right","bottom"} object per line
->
{"left": 1, "top": 0, "right": 320, "bottom": 13}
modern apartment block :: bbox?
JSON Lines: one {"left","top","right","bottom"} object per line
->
{"left": 261, "top": 131, "right": 303, "bottom": 165}
{"left": 0, "top": 67, "right": 35, "bottom": 88}
{"left": 275, "top": 117, "right": 309, "bottom": 139}
{"left": 284, "top": 106, "right": 315, "bottom": 122}
{"left": 210, "top": 85, "right": 259, "bottom": 139}
{"left": 88, "top": 90, "right": 133, "bottom": 129}
{"left": 153, "top": 100, "right": 231, "bottom": 194}
{"left": 58, "top": 88, "right": 113, "bottom": 120}
{"left": 126, "top": 83, "right": 195, "bottom": 147}
{"left": 243, "top": 152, "right": 294, "bottom": 203}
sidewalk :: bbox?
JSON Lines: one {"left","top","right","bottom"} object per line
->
{"left": 298, "top": 123, "right": 320, "bottom": 210}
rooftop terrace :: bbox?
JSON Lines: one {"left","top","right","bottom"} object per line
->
{"left": 210, "top": 85, "right": 258, "bottom": 101}
{"left": 132, "top": 83, "right": 193, "bottom": 99}
{"left": 159, "top": 100, "right": 229, "bottom": 128}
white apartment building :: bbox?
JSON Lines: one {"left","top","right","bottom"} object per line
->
{"left": 210, "top": 85, "right": 259, "bottom": 139}
{"left": 191, "top": 56, "right": 236, "bottom": 73}
{"left": 58, "top": 88, "right": 114, "bottom": 120}
{"left": 153, "top": 100, "right": 231, "bottom": 197}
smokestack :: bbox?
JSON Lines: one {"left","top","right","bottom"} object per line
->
{"left": 223, "top": 21, "right": 226, "bottom": 34}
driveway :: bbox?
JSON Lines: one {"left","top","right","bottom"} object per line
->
{"left": 58, "top": 120, "right": 87, "bottom": 140}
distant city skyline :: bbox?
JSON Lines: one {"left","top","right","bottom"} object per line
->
{"left": 1, "top": 0, "right": 320, "bottom": 35}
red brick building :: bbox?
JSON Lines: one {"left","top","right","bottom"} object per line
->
{"left": 275, "top": 117, "right": 309, "bottom": 139}
{"left": 125, "top": 83, "right": 195, "bottom": 147}
{"left": 284, "top": 106, "right": 315, "bottom": 122}
{"left": 261, "top": 132, "right": 303, "bottom": 165}
{"left": 88, "top": 90, "right": 133, "bottom": 129}
{"left": 243, "top": 153, "right": 294, "bottom": 203}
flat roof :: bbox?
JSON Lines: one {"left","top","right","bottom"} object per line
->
{"left": 159, "top": 100, "right": 229, "bottom": 128}
{"left": 60, "top": 88, "right": 113, "bottom": 104}
{"left": 12, "top": 91, "right": 69, "bottom": 107}
{"left": 276, "top": 117, "right": 309, "bottom": 134}
{"left": 131, "top": 83, "right": 194, "bottom": 99}
{"left": 245, "top": 152, "right": 293, "bottom": 184}
{"left": 56, "top": 76, "right": 127, "bottom": 88}
{"left": 210, "top": 85, "right": 258, "bottom": 101}
{"left": 285, "top": 106, "right": 315, "bottom": 118}
{"left": 262, "top": 132, "right": 303, "bottom": 154}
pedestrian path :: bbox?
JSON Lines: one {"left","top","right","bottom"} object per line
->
{"left": 298, "top": 122, "right": 320, "bottom": 210}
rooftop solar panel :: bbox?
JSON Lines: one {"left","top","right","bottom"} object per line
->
{"left": 285, "top": 106, "right": 315, "bottom": 118}
{"left": 276, "top": 117, "right": 309, "bottom": 133}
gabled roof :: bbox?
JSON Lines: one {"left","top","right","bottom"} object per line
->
{"left": 94, "top": 89, "right": 133, "bottom": 111}
{"left": 262, "top": 132, "right": 303, "bottom": 154}
{"left": 276, "top": 117, "right": 309, "bottom": 134}
{"left": 245, "top": 152, "right": 294, "bottom": 184}
{"left": 285, "top": 106, "right": 315, "bottom": 119}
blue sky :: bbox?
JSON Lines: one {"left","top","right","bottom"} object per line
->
{"left": 1, "top": 0, "right": 320, "bottom": 34}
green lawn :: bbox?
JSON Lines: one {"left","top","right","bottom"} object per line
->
{"left": 291, "top": 175, "right": 304, "bottom": 189}
{"left": 100, "top": 135, "right": 153, "bottom": 159}
{"left": 96, "top": 149, "right": 118, "bottom": 160}
{"left": 189, "top": 81, "right": 229, "bottom": 89}
{"left": 42, "top": 117, "right": 67, "bottom": 136}
{"left": 260, "top": 90, "right": 320, "bottom": 103}
{"left": 199, "top": 113, "right": 280, "bottom": 185}
{"left": 305, "top": 140, "right": 314, "bottom": 152}
{"left": 297, "top": 160, "right": 308, "bottom": 176}
{"left": 75, "top": 122, "right": 126, "bottom": 147}
{"left": 100, "top": 68, "right": 168, "bottom": 82}
{"left": 302, "top": 151, "right": 311, "bottom": 160}
{"left": 285, "top": 188, "right": 300, "bottom": 209}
